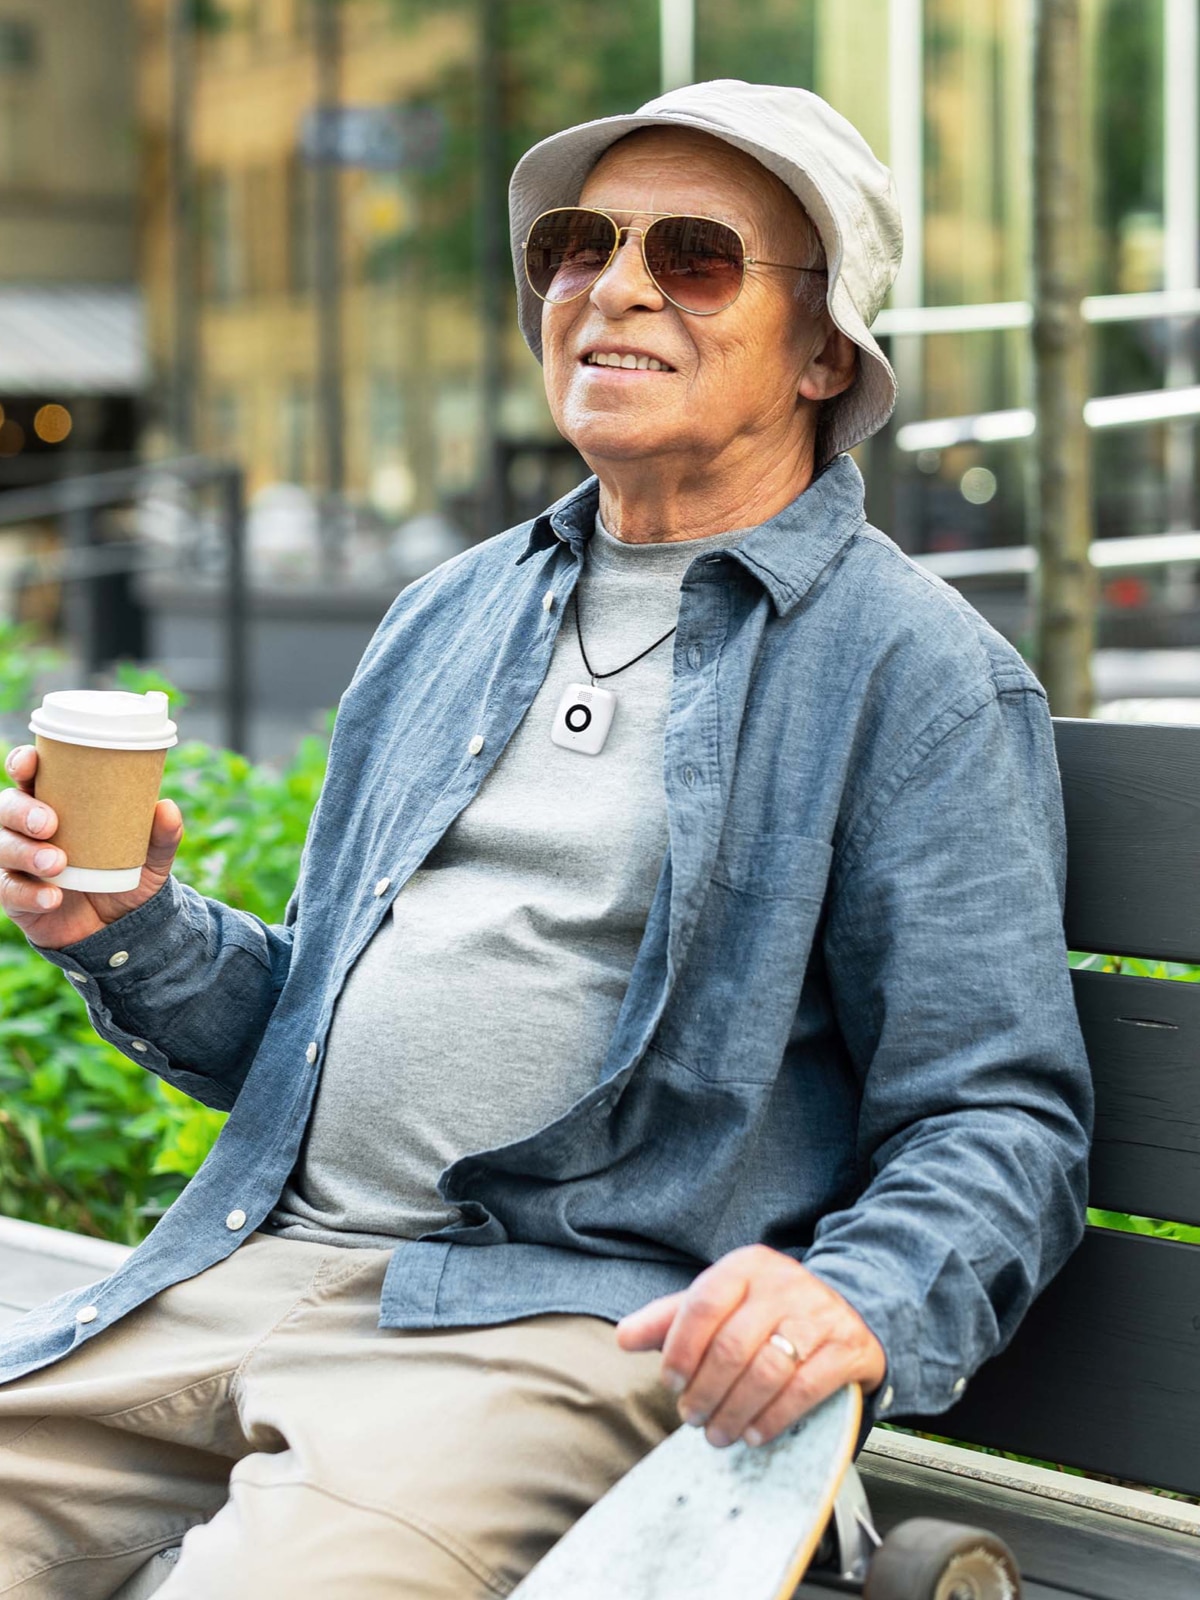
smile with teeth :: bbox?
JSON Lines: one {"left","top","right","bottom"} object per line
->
{"left": 584, "top": 352, "right": 672, "bottom": 371}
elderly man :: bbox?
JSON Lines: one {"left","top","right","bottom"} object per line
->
{"left": 0, "top": 80, "right": 1090, "bottom": 1599}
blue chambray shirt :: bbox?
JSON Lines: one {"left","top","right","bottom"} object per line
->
{"left": 5, "top": 454, "right": 1093, "bottom": 1420}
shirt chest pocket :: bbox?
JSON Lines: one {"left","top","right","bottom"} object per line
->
{"left": 654, "top": 829, "right": 834, "bottom": 1083}
{"left": 711, "top": 827, "right": 834, "bottom": 902}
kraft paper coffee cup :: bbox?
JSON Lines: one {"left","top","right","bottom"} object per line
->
{"left": 28, "top": 690, "right": 178, "bottom": 893}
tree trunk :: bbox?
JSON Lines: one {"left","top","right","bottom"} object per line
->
{"left": 1033, "top": 0, "right": 1096, "bottom": 716}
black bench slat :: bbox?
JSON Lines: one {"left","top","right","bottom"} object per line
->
{"left": 1055, "top": 719, "right": 1200, "bottom": 964}
{"left": 1073, "top": 967, "right": 1200, "bottom": 1227}
{"left": 908, "top": 1226, "right": 1200, "bottom": 1497}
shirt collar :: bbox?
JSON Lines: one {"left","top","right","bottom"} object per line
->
{"left": 516, "top": 453, "right": 867, "bottom": 618}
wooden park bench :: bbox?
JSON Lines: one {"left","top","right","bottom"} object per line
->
{"left": 2, "top": 714, "right": 1200, "bottom": 1598}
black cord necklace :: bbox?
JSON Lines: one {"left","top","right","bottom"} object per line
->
{"left": 549, "top": 586, "right": 677, "bottom": 757}
{"left": 572, "top": 587, "right": 677, "bottom": 684}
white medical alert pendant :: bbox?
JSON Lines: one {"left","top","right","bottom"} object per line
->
{"left": 551, "top": 682, "right": 617, "bottom": 755}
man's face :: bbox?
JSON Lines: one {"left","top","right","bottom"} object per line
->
{"left": 540, "top": 128, "right": 851, "bottom": 472}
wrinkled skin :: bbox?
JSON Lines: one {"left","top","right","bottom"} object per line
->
{"left": 541, "top": 125, "right": 858, "bottom": 543}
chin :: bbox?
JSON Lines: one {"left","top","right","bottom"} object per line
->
{"left": 554, "top": 404, "right": 683, "bottom": 464}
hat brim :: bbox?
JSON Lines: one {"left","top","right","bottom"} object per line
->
{"left": 509, "top": 110, "right": 898, "bottom": 466}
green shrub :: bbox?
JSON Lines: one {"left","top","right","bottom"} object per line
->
{"left": 0, "top": 652, "right": 329, "bottom": 1242}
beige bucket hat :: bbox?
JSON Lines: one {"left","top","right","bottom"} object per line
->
{"left": 509, "top": 78, "right": 904, "bottom": 467}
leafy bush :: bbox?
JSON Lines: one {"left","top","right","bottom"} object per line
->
{"left": 0, "top": 647, "right": 329, "bottom": 1242}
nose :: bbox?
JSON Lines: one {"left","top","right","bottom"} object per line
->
{"left": 589, "top": 228, "right": 667, "bottom": 317}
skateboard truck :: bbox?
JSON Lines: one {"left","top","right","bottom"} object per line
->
{"left": 806, "top": 1468, "right": 1021, "bottom": 1598}
{"left": 809, "top": 1465, "right": 881, "bottom": 1587}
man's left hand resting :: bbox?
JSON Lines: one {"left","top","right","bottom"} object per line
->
{"left": 617, "top": 1244, "right": 887, "bottom": 1448}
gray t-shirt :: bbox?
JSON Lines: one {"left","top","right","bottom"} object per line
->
{"left": 269, "top": 513, "right": 749, "bottom": 1247}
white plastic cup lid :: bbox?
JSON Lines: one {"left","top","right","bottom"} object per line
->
{"left": 29, "top": 689, "right": 179, "bottom": 751}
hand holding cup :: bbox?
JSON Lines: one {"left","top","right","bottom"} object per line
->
{"left": 0, "top": 691, "right": 185, "bottom": 951}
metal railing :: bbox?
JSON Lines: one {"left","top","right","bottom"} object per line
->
{"left": 873, "top": 289, "right": 1200, "bottom": 453}
{"left": 916, "top": 528, "right": 1200, "bottom": 584}
{"left": 0, "top": 457, "right": 248, "bottom": 752}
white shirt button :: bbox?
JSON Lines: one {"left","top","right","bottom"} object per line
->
{"left": 878, "top": 1384, "right": 895, "bottom": 1413}
{"left": 542, "top": 589, "right": 554, "bottom": 612}
{"left": 373, "top": 877, "right": 391, "bottom": 897}
{"left": 225, "top": 1209, "right": 247, "bottom": 1231}
{"left": 108, "top": 950, "right": 130, "bottom": 968}
{"left": 76, "top": 1305, "right": 98, "bottom": 1324}
{"left": 305, "top": 1041, "right": 318, "bottom": 1064}
{"left": 468, "top": 734, "right": 485, "bottom": 756}
{"left": 952, "top": 1376, "right": 967, "bottom": 1396}
{"left": 130, "top": 1039, "right": 149, "bottom": 1054}
{"left": 66, "top": 970, "right": 87, "bottom": 984}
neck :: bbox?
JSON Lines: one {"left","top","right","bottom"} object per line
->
{"left": 588, "top": 427, "right": 819, "bottom": 545}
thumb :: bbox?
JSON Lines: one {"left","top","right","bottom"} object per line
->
{"left": 144, "top": 798, "right": 184, "bottom": 879}
{"left": 615, "top": 1292, "right": 685, "bottom": 1352}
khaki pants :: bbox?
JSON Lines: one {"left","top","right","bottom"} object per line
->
{"left": 0, "top": 1234, "right": 678, "bottom": 1599}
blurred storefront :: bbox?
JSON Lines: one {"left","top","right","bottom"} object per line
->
{"left": 0, "top": 0, "right": 142, "bottom": 488}
{"left": 0, "top": 0, "right": 144, "bottom": 654}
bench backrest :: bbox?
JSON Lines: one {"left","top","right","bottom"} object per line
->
{"left": 911, "top": 718, "right": 1200, "bottom": 1496}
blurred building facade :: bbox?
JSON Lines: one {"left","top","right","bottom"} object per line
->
{"left": 0, "top": 0, "right": 143, "bottom": 661}
{"left": 131, "top": 0, "right": 1198, "bottom": 577}
{"left": 0, "top": 0, "right": 142, "bottom": 494}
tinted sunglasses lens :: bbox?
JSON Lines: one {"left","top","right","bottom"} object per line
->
{"left": 525, "top": 210, "right": 617, "bottom": 302}
{"left": 644, "top": 216, "right": 745, "bottom": 312}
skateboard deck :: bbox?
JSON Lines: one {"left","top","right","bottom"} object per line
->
{"left": 512, "top": 1382, "right": 862, "bottom": 1599}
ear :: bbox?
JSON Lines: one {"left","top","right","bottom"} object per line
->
{"left": 798, "top": 325, "right": 858, "bottom": 403}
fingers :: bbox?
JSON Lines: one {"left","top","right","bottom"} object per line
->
{"left": 0, "top": 768, "right": 56, "bottom": 842}
{"left": 740, "top": 1348, "right": 855, "bottom": 1449}
{"left": 3, "top": 743, "right": 37, "bottom": 794}
{"left": 0, "top": 754, "right": 64, "bottom": 915}
{"left": 143, "top": 798, "right": 184, "bottom": 878}
{"left": 657, "top": 1253, "right": 755, "bottom": 1389}
{"left": 676, "top": 1300, "right": 828, "bottom": 1444}
{"left": 0, "top": 864, "right": 62, "bottom": 915}
{"left": 620, "top": 1246, "right": 887, "bottom": 1451}
{"left": 0, "top": 770, "right": 64, "bottom": 914}
{"left": 615, "top": 1293, "right": 685, "bottom": 1353}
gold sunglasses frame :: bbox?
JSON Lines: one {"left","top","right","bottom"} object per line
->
{"left": 521, "top": 206, "right": 826, "bottom": 317}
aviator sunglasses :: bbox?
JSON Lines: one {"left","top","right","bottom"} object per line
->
{"left": 522, "top": 207, "right": 826, "bottom": 317}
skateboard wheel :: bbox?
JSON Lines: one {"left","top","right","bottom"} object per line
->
{"left": 862, "top": 1517, "right": 1021, "bottom": 1600}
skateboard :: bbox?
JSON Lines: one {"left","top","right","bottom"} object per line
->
{"left": 511, "top": 1383, "right": 1022, "bottom": 1599}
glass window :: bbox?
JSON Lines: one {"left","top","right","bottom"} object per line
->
{"left": 198, "top": 170, "right": 244, "bottom": 303}
{"left": 279, "top": 381, "right": 316, "bottom": 486}
{"left": 0, "top": 20, "right": 36, "bottom": 73}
